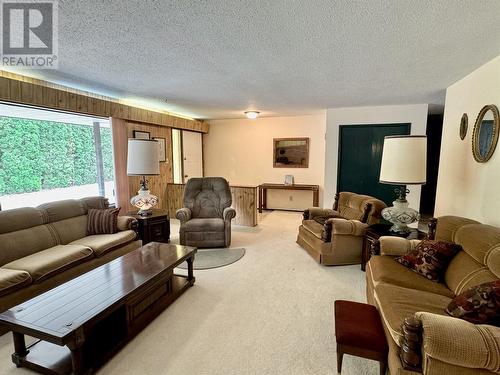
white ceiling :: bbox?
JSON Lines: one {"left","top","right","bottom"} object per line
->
{"left": 10, "top": 1, "right": 500, "bottom": 119}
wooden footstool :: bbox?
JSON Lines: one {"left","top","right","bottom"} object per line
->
{"left": 334, "top": 300, "right": 388, "bottom": 374}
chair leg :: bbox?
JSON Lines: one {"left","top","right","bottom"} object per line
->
{"left": 379, "top": 360, "right": 387, "bottom": 375}
{"left": 337, "top": 349, "right": 343, "bottom": 373}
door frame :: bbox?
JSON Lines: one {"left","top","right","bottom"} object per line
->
{"left": 336, "top": 123, "right": 411, "bottom": 195}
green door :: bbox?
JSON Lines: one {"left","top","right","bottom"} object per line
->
{"left": 337, "top": 123, "right": 411, "bottom": 206}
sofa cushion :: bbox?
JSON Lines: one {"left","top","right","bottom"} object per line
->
{"left": 368, "top": 256, "right": 455, "bottom": 298}
{"left": 38, "top": 199, "right": 87, "bottom": 222}
{"left": 49, "top": 215, "right": 88, "bottom": 244}
{"left": 446, "top": 280, "right": 500, "bottom": 325}
{"left": 70, "top": 230, "right": 137, "bottom": 257}
{"left": 444, "top": 251, "right": 499, "bottom": 295}
{"left": 374, "top": 284, "right": 452, "bottom": 346}
{"left": 0, "top": 269, "right": 32, "bottom": 297}
{"left": 444, "top": 227, "right": 500, "bottom": 294}
{"left": 0, "top": 207, "right": 46, "bottom": 234}
{"left": 0, "top": 225, "right": 58, "bottom": 266}
{"left": 183, "top": 218, "right": 224, "bottom": 232}
{"left": 3, "top": 245, "right": 93, "bottom": 282}
{"left": 302, "top": 220, "right": 325, "bottom": 240}
{"left": 395, "top": 240, "right": 461, "bottom": 282}
{"left": 87, "top": 208, "right": 120, "bottom": 235}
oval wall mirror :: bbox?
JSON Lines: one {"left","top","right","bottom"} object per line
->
{"left": 472, "top": 104, "right": 500, "bottom": 163}
{"left": 459, "top": 113, "right": 468, "bottom": 140}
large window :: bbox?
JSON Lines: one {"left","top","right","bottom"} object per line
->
{"left": 0, "top": 103, "right": 115, "bottom": 210}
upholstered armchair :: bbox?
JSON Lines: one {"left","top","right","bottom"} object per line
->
{"left": 176, "top": 177, "right": 236, "bottom": 248}
{"left": 296, "top": 192, "right": 386, "bottom": 265}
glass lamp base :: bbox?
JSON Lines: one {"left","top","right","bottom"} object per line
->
{"left": 381, "top": 199, "right": 420, "bottom": 234}
{"left": 130, "top": 188, "right": 158, "bottom": 216}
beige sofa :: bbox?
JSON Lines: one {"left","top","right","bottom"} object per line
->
{"left": 0, "top": 197, "right": 141, "bottom": 312}
{"left": 297, "top": 192, "right": 386, "bottom": 265}
{"left": 366, "top": 216, "right": 500, "bottom": 375}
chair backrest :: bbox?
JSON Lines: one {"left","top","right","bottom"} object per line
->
{"left": 183, "top": 177, "right": 232, "bottom": 219}
{"left": 432, "top": 216, "right": 500, "bottom": 295}
{"left": 334, "top": 192, "right": 386, "bottom": 225}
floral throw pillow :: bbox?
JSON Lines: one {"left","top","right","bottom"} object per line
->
{"left": 446, "top": 280, "right": 500, "bottom": 325}
{"left": 395, "top": 240, "right": 461, "bottom": 282}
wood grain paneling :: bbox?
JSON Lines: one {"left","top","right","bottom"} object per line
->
{"left": 165, "top": 184, "right": 185, "bottom": 218}
{"left": 110, "top": 118, "right": 130, "bottom": 214}
{"left": 166, "top": 183, "right": 257, "bottom": 227}
{"left": 0, "top": 71, "right": 208, "bottom": 133}
{"left": 126, "top": 122, "right": 173, "bottom": 212}
{"left": 229, "top": 186, "right": 257, "bottom": 226}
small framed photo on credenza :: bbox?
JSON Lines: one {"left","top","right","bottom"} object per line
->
{"left": 133, "top": 130, "right": 150, "bottom": 139}
{"left": 153, "top": 137, "right": 166, "bottom": 162}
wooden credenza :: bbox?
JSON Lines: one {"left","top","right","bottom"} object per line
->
{"left": 166, "top": 183, "right": 258, "bottom": 227}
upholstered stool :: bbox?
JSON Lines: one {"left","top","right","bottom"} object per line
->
{"left": 334, "top": 300, "right": 388, "bottom": 374}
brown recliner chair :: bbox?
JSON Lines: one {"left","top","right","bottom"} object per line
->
{"left": 176, "top": 177, "right": 236, "bottom": 248}
{"left": 296, "top": 192, "right": 386, "bottom": 265}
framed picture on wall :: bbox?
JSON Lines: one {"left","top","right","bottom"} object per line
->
{"left": 133, "top": 130, "right": 150, "bottom": 139}
{"left": 153, "top": 137, "right": 167, "bottom": 162}
{"left": 273, "top": 137, "right": 309, "bottom": 168}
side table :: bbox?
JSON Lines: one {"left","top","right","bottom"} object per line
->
{"left": 361, "top": 224, "right": 427, "bottom": 271}
{"left": 127, "top": 209, "right": 170, "bottom": 245}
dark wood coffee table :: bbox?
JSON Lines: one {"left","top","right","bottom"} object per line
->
{"left": 0, "top": 242, "right": 196, "bottom": 375}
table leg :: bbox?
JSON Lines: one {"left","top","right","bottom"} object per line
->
{"left": 262, "top": 188, "right": 267, "bottom": 210}
{"left": 186, "top": 255, "right": 195, "bottom": 286}
{"left": 313, "top": 188, "right": 319, "bottom": 207}
{"left": 67, "top": 329, "right": 88, "bottom": 375}
{"left": 12, "top": 332, "right": 28, "bottom": 367}
{"left": 258, "top": 186, "right": 262, "bottom": 213}
{"left": 70, "top": 346, "right": 86, "bottom": 375}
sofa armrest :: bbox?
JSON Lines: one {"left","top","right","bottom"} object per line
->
{"left": 303, "top": 208, "right": 340, "bottom": 221}
{"left": 331, "top": 218, "right": 368, "bottom": 236}
{"left": 411, "top": 312, "right": 500, "bottom": 373}
{"left": 379, "top": 236, "right": 421, "bottom": 256}
{"left": 117, "top": 216, "right": 138, "bottom": 232}
{"left": 223, "top": 207, "right": 236, "bottom": 222}
{"left": 321, "top": 218, "right": 367, "bottom": 242}
{"left": 176, "top": 208, "right": 192, "bottom": 224}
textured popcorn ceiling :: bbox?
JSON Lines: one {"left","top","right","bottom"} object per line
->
{"left": 20, "top": 1, "right": 500, "bottom": 119}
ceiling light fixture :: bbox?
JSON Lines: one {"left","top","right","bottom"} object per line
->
{"left": 245, "top": 111, "right": 260, "bottom": 119}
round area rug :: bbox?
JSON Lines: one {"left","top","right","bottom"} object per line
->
{"left": 177, "top": 248, "right": 245, "bottom": 270}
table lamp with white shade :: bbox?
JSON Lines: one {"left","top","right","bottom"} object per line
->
{"left": 379, "top": 135, "right": 427, "bottom": 234}
{"left": 127, "top": 138, "right": 160, "bottom": 216}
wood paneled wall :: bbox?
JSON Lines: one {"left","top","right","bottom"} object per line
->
{"left": 0, "top": 71, "right": 208, "bottom": 133}
{"left": 166, "top": 183, "right": 258, "bottom": 227}
{"left": 112, "top": 117, "right": 175, "bottom": 213}
{"left": 126, "top": 122, "right": 173, "bottom": 212}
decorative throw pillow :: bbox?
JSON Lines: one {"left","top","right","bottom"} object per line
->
{"left": 446, "top": 280, "right": 500, "bottom": 325}
{"left": 395, "top": 240, "right": 461, "bottom": 282}
{"left": 87, "top": 208, "right": 120, "bottom": 235}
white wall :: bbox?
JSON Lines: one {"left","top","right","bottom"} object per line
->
{"left": 204, "top": 114, "right": 326, "bottom": 210}
{"left": 435, "top": 55, "right": 500, "bottom": 225}
{"left": 324, "top": 104, "right": 429, "bottom": 209}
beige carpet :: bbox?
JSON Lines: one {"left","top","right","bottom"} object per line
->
{"left": 0, "top": 211, "right": 378, "bottom": 375}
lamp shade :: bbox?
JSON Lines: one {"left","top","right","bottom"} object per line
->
{"left": 127, "top": 139, "right": 160, "bottom": 176}
{"left": 379, "top": 135, "right": 427, "bottom": 185}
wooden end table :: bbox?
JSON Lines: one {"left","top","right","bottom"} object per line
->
{"left": 127, "top": 209, "right": 170, "bottom": 245}
{"left": 361, "top": 224, "right": 427, "bottom": 271}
